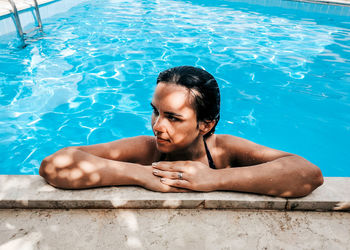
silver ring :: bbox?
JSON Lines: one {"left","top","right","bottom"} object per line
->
{"left": 178, "top": 172, "right": 183, "bottom": 179}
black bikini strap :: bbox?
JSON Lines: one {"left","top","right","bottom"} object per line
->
{"left": 203, "top": 138, "right": 216, "bottom": 169}
{"left": 159, "top": 153, "right": 166, "bottom": 161}
{"left": 159, "top": 140, "right": 215, "bottom": 169}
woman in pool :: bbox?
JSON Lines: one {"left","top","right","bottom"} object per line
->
{"left": 39, "top": 66, "right": 323, "bottom": 197}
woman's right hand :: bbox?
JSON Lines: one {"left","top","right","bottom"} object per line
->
{"left": 137, "top": 165, "right": 189, "bottom": 193}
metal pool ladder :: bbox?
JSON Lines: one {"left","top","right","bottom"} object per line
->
{"left": 7, "top": 0, "right": 43, "bottom": 47}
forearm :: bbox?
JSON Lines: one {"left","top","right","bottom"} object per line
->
{"left": 215, "top": 155, "right": 323, "bottom": 197}
{"left": 39, "top": 147, "right": 145, "bottom": 189}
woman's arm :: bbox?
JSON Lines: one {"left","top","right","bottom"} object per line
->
{"left": 153, "top": 156, "right": 323, "bottom": 197}
{"left": 66, "top": 136, "right": 157, "bottom": 162}
{"left": 152, "top": 135, "right": 323, "bottom": 197}
{"left": 214, "top": 154, "right": 323, "bottom": 197}
{"left": 39, "top": 137, "right": 187, "bottom": 192}
{"left": 39, "top": 147, "right": 143, "bottom": 189}
{"left": 219, "top": 135, "right": 324, "bottom": 197}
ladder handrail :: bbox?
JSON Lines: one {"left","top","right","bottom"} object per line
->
{"left": 33, "top": 0, "right": 43, "bottom": 31}
{"left": 7, "top": 0, "right": 44, "bottom": 47}
{"left": 8, "top": 0, "right": 25, "bottom": 45}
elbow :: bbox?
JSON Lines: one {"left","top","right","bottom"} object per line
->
{"left": 39, "top": 147, "right": 79, "bottom": 189}
{"left": 304, "top": 163, "right": 324, "bottom": 195}
{"left": 295, "top": 157, "right": 324, "bottom": 197}
{"left": 279, "top": 165, "right": 324, "bottom": 198}
{"left": 39, "top": 157, "right": 64, "bottom": 188}
{"left": 39, "top": 158, "right": 57, "bottom": 187}
{"left": 39, "top": 155, "right": 52, "bottom": 179}
{"left": 39, "top": 159, "right": 45, "bottom": 177}
{"left": 309, "top": 166, "right": 324, "bottom": 192}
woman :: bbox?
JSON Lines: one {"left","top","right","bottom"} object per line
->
{"left": 39, "top": 66, "right": 323, "bottom": 197}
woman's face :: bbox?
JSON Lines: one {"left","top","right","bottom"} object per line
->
{"left": 151, "top": 82, "right": 202, "bottom": 153}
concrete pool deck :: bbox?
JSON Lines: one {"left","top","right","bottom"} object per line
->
{"left": 0, "top": 175, "right": 349, "bottom": 249}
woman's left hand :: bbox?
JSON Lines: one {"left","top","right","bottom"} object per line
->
{"left": 152, "top": 161, "right": 220, "bottom": 192}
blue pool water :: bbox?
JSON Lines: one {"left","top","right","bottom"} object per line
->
{"left": 0, "top": 0, "right": 349, "bottom": 176}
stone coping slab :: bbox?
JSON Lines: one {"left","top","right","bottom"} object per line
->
{"left": 0, "top": 175, "right": 349, "bottom": 211}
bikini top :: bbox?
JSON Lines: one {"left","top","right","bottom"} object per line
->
{"left": 159, "top": 138, "right": 216, "bottom": 169}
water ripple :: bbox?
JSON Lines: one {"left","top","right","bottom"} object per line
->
{"left": 0, "top": 0, "right": 349, "bottom": 175}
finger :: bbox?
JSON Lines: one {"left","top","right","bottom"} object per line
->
{"left": 166, "top": 187, "right": 190, "bottom": 193}
{"left": 152, "top": 162, "right": 185, "bottom": 172}
{"left": 153, "top": 169, "right": 184, "bottom": 180}
{"left": 158, "top": 179, "right": 190, "bottom": 192}
{"left": 160, "top": 178, "right": 191, "bottom": 189}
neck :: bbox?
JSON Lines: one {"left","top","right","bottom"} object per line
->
{"left": 166, "top": 136, "right": 207, "bottom": 161}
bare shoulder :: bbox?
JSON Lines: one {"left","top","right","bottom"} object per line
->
{"left": 75, "top": 135, "right": 159, "bottom": 164}
{"left": 215, "top": 134, "right": 292, "bottom": 166}
{"left": 215, "top": 134, "right": 254, "bottom": 149}
{"left": 214, "top": 134, "right": 249, "bottom": 160}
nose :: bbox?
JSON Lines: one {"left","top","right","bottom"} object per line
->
{"left": 153, "top": 115, "right": 166, "bottom": 134}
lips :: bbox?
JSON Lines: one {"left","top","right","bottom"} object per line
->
{"left": 156, "top": 137, "right": 170, "bottom": 143}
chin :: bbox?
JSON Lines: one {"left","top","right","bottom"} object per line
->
{"left": 156, "top": 143, "right": 173, "bottom": 153}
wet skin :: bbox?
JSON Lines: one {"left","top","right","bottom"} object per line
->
{"left": 39, "top": 82, "right": 324, "bottom": 197}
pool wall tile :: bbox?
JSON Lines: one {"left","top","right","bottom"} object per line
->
{"left": 225, "top": 0, "right": 350, "bottom": 15}
{"left": 1, "top": 0, "right": 349, "bottom": 38}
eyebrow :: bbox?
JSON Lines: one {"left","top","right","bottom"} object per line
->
{"left": 150, "top": 103, "right": 184, "bottom": 118}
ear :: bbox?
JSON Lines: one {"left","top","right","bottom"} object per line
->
{"left": 198, "top": 120, "right": 216, "bottom": 136}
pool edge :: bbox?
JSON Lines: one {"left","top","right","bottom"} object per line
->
{"left": 0, "top": 175, "right": 349, "bottom": 211}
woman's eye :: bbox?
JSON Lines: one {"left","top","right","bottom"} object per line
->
{"left": 152, "top": 108, "right": 159, "bottom": 115}
{"left": 168, "top": 116, "right": 180, "bottom": 122}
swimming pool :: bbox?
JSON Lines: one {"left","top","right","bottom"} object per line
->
{"left": 0, "top": 0, "right": 349, "bottom": 176}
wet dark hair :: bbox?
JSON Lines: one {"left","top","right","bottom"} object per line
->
{"left": 156, "top": 66, "right": 220, "bottom": 138}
